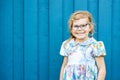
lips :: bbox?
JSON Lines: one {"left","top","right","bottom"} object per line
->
{"left": 76, "top": 32, "right": 85, "bottom": 34}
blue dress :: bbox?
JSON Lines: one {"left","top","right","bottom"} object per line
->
{"left": 60, "top": 37, "right": 106, "bottom": 80}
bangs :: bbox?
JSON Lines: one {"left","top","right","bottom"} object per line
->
{"left": 73, "top": 14, "right": 89, "bottom": 20}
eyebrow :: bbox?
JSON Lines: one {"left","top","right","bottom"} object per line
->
{"left": 74, "top": 23, "right": 88, "bottom": 26}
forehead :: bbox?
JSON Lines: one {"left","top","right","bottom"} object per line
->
{"left": 73, "top": 18, "right": 89, "bottom": 25}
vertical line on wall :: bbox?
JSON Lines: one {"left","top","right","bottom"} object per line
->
{"left": 96, "top": 0, "right": 98, "bottom": 39}
{"left": 110, "top": 0, "right": 114, "bottom": 80}
{"left": 12, "top": 0, "right": 14, "bottom": 79}
{"left": 97, "top": 0, "right": 99, "bottom": 40}
{"left": 62, "top": 0, "right": 64, "bottom": 40}
{"left": 86, "top": 0, "right": 88, "bottom": 10}
{"left": 37, "top": 0, "right": 39, "bottom": 80}
{"left": 23, "top": 0, "right": 25, "bottom": 79}
{"left": 73, "top": 0, "right": 75, "bottom": 12}
{"left": 47, "top": 0, "right": 50, "bottom": 80}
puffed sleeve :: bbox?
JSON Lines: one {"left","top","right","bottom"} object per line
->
{"left": 60, "top": 41, "right": 69, "bottom": 56}
{"left": 92, "top": 41, "right": 106, "bottom": 57}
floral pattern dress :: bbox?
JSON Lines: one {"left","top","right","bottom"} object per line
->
{"left": 60, "top": 37, "right": 106, "bottom": 80}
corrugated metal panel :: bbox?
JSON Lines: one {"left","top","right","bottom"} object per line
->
{"left": 0, "top": 0, "right": 13, "bottom": 80}
{"left": 0, "top": 0, "right": 120, "bottom": 80}
{"left": 112, "top": 0, "right": 120, "bottom": 79}
{"left": 24, "top": 0, "right": 38, "bottom": 80}
{"left": 13, "top": 0, "right": 24, "bottom": 80}
{"left": 39, "top": 0, "right": 49, "bottom": 80}
{"left": 99, "top": 0, "right": 112, "bottom": 80}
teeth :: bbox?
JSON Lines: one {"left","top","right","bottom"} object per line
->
{"left": 76, "top": 32, "right": 85, "bottom": 34}
{"left": 77, "top": 33, "right": 84, "bottom": 34}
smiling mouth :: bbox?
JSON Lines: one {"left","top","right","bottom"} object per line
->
{"left": 76, "top": 32, "right": 85, "bottom": 34}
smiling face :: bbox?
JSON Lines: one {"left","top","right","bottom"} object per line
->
{"left": 71, "top": 18, "right": 92, "bottom": 42}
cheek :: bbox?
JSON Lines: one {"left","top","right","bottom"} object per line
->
{"left": 84, "top": 29, "right": 91, "bottom": 35}
{"left": 70, "top": 29, "right": 74, "bottom": 35}
{"left": 88, "top": 29, "right": 91, "bottom": 32}
{"left": 71, "top": 29, "right": 75, "bottom": 33}
{"left": 86, "top": 26, "right": 92, "bottom": 33}
{"left": 89, "top": 25, "right": 93, "bottom": 32}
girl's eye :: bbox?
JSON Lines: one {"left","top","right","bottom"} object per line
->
{"left": 73, "top": 23, "right": 89, "bottom": 29}
{"left": 81, "top": 24, "right": 88, "bottom": 27}
{"left": 74, "top": 25, "right": 79, "bottom": 28}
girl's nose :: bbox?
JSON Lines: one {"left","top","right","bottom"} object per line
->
{"left": 77, "top": 27, "right": 82, "bottom": 30}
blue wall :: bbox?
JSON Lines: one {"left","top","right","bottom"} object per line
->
{"left": 0, "top": 0, "right": 120, "bottom": 80}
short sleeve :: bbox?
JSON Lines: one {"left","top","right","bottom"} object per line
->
{"left": 92, "top": 41, "right": 106, "bottom": 57}
{"left": 60, "top": 41, "right": 69, "bottom": 56}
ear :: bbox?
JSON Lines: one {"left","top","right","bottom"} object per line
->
{"left": 89, "top": 23, "right": 93, "bottom": 33}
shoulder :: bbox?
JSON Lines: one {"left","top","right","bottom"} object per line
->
{"left": 91, "top": 40, "right": 106, "bottom": 56}
{"left": 90, "top": 40, "right": 106, "bottom": 51}
{"left": 60, "top": 38, "right": 74, "bottom": 50}
{"left": 61, "top": 38, "right": 73, "bottom": 46}
{"left": 91, "top": 41, "right": 105, "bottom": 48}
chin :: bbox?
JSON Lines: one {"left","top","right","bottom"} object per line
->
{"left": 76, "top": 36, "right": 86, "bottom": 39}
